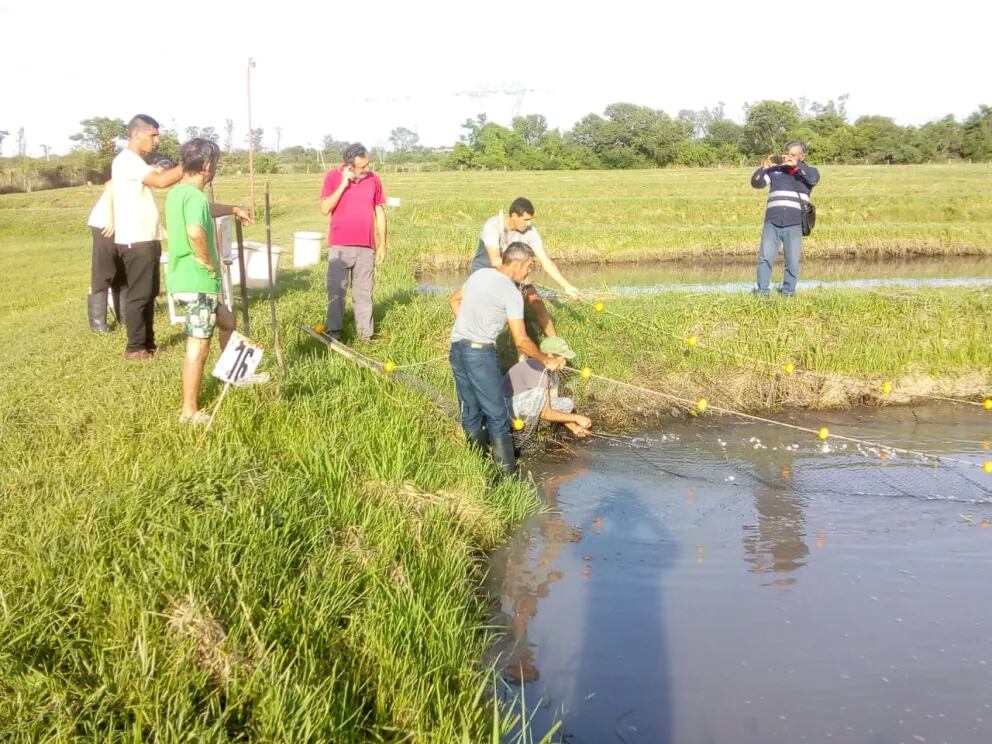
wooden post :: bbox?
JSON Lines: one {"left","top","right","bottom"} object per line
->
{"left": 265, "top": 183, "right": 284, "bottom": 373}
{"left": 235, "top": 220, "right": 250, "bottom": 335}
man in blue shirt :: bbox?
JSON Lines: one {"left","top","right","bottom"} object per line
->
{"left": 750, "top": 140, "right": 820, "bottom": 296}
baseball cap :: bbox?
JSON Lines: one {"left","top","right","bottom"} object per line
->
{"left": 540, "top": 337, "right": 576, "bottom": 360}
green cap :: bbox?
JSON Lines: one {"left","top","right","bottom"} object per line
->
{"left": 540, "top": 337, "right": 576, "bottom": 360}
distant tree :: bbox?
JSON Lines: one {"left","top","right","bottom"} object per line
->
{"left": 570, "top": 103, "right": 691, "bottom": 168}
{"left": 16, "top": 127, "right": 26, "bottom": 157}
{"left": 704, "top": 118, "right": 745, "bottom": 152}
{"left": 156, "top": 129, "right": 181, "bottom": 163}
{"left": 275, "top": 126, "right": 283, "bottom": 152}
{"left": 253, "top": 152, "right": 280, "bottom": 174}
{"left": 961, "top": 104, "right": 992, "bottom": 161}
{"left": 918, "top": 115, "right": 964, "bottom": 160}
{"left": 184, "top": 125, "right": 218, "bottom": 144}
{"left": 742, "top": 100, "right": 801, "bottom": 155}
{"left": 224, "top": 119, "right": 235, "bottom": 151}
{"left": 388, "top": 126, "right": 420, "bottom": 152}
{"left": 69, "top": 117, "right": 126, "bottom": 175}
{"left": 0, "top": 130, "right": 7, "bottom": 156}
{"left": 40, "top": 144, "right": 51, "bottom": 161}
{"left": 511, "top": 114, "right": 548, "bottom": 146}
{"left": 250, "top": 128, "right": 264, "bottom": 150}
{"left": 70, "top": 117, "right": 126, "bottom": 160}
{"left": 459, "top": 114, "right": 488, "bottom": 146}
{"left": 322, "top": 134, "right": 349, "bottom": 159}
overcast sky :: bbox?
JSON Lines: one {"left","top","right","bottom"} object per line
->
{"left": 2, "top": 0, "right": 988, "bottom": 156}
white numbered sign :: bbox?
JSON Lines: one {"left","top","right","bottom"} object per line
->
{"left": 212, "top": 331, "right": 264, "bottom": 386}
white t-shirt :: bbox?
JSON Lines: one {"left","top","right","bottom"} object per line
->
{"left": 87, "top": 188, "right": 112, "bottom": 229}
{"left": 111, "top": 148, "right": 160, "bottom": 244}
{"left": 480, "top": 212, "right": 543, "bottom": 253}
{"left": 451, "top": 268, "right": 524, "bottom": 345}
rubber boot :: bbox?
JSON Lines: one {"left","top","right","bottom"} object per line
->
{"left": 466, "top": 426, "right": 490, "bottom": 453}
{"left": 111, "top": 287, "right": 127, "bottom": 326}
{"left": 88, "top": 290, "right": 110, "bottom": 333}
{"left": 490, "top": 434, "right": 518, "bottom": 477}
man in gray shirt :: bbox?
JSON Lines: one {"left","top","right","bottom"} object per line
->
{"left": 449, "top": 242, "right": 566, "bottom": 476}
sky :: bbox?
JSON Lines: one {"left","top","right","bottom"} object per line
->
{"left": 2, "top": 0, "right": 988, "bottom": 156}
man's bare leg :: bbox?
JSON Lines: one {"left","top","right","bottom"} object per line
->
{"left": 216, "top": 304, "right": 236, "bottom": 351}
{"left": 523, "top": 286, "right": 557, "bottom": 337}
{"left": 181, "top": 337, "right": 211, "bottom": 417}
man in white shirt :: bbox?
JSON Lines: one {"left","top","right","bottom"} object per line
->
{"left": 470, "top": 197, "right": 580, "bottom": 338}
{"left": 112, "top": 114, "right": 182, "bottom": 360}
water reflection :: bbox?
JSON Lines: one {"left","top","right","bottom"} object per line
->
{"left": 418, "top": 255, "right": 992, "bottom": 295}
{"left": 489, "top": 404, "right": 992, "bottom": 743}
{"left": 742, "top": 461, "right": 810, "bottom": 580}
{"left": 493, "top": 449, "right": 676, "bottom": 742}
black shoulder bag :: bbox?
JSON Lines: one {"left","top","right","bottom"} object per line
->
{"left": 798, "top": 174, "right": 816, "bottom": 236}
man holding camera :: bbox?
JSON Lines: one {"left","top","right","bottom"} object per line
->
{"left": 319, "top": 142, "right": 387, "bottom": 342}
{"left": 750, "top": 140, "right": 820, "bottom": 297}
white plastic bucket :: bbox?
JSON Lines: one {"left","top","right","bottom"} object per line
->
{"left": 230, "top": 241, "right": 283, "bottom": 289}
{"left": 215, "top": 215, "right": 233, "bottom": 260}
{"left": 293, "top": 231, "right": 324, "bottom": 268}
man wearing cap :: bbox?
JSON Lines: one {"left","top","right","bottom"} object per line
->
{"left": 504, "top": 337, "right": 592, "bottom": 438}
{"left": 449, "top": 241, "right": 566, "bottom": 476}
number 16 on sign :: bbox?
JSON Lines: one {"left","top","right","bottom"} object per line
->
{"left": 205, "top": 332, "right": 265, "bottom": 429}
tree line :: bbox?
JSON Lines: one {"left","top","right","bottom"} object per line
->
{"left": 1, "top": 98, "right": 990, "bottom": 193}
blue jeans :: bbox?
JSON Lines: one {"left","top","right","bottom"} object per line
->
{"left": 449, "top": 340, "right": 511, "bottom": 439}
{"left": 756, "top": 223, "right": 803, "bottom": 295}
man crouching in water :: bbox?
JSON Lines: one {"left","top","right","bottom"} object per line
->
{"left": 449, "top": 242, "right": 566, "bottom": 476}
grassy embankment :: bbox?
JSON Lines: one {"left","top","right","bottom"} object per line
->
{"left": 1, "top": 164, "right": 990, "bottom": 740}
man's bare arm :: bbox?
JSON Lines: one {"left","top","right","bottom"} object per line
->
{"left": 507, "top": 319, "right": 564, "bottom": 369}
{"left": 142, "top": 164, "right": 183, "bottom": 189}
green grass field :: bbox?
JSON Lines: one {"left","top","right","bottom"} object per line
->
{"left": 1, "top": 165, "right": 990, "bottom": 741}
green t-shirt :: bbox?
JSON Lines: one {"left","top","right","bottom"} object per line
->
{"left": 165, "top": 183, "right": 219, "bottom": 294}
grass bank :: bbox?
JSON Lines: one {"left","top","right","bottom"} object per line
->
{"left": 0, "top": 237, "right": 539, "bottom": 739}
{"left": 1, "top": 165, "right": 990, "bottom": 739}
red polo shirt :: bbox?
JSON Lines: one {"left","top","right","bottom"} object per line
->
{"left": 320, "top": 167, "right": 386, "bottom": 248}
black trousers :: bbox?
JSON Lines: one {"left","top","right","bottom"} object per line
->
{"left": 117, "top": 240, "right": 161, "bottom": 353}
{"left": 90, "top": 227, "right": 126, "bottom": 292}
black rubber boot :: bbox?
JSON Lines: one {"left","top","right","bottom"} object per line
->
{"left": 466, "top": 426, "right": 490, "bottom": 453}
{"left": 490, "top": 434, "right": 518, "bottom": 477}
{"left": 111, "top": 287, "right": 127, "bottom": 326}
{"left": 88, "top": 290, "right": 110, "bottom": 333}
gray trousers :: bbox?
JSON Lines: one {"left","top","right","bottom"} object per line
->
{"left": 326, "top": 246, "right": 375, "bottom": 339}
{"left": 756, "top": 223, "right": 803, "bottom": 295}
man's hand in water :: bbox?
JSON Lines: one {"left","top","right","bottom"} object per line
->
{"left": 565, "top": 418, "right": 592, "bottom": 438}
{"left": 563, "top": 284, "right": 581, "bottom": 300}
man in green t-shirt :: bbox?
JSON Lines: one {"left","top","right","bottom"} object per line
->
{"left": 165, "top": 138, "right": 252, "bottom": 424}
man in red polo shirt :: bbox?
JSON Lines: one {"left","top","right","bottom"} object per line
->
{"left": 319, "top": 142, "right": 387, "bottom": 341}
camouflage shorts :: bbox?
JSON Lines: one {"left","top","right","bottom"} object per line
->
{"left": 173, "top": 293, "right": 220, "bottom": 339}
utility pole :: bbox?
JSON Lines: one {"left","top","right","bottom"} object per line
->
{"left": 247, "top": 57, "right": 257, "bottom": 216}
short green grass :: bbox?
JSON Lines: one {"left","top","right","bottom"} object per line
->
{"left": 1, "top": 164, "right": 990, "bottom": 740}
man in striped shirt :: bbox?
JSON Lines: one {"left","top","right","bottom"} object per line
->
{"left": 750, "top": 140, "right": 820, "bottom": 296}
